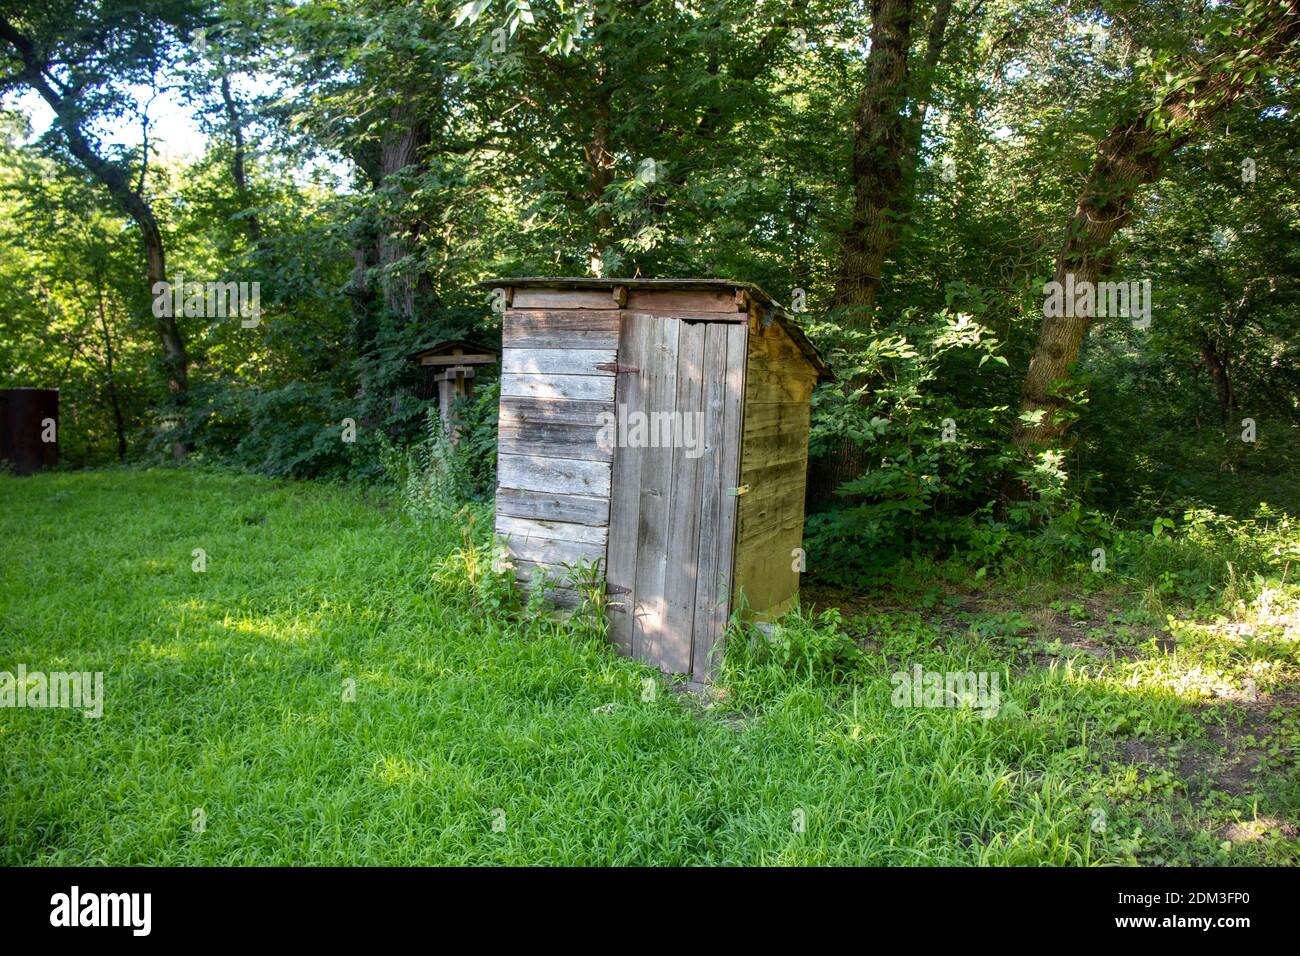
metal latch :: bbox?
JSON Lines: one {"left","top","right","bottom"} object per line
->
{"left": 728, "top": 484, "right": 750, "bottom": 496}
{"left": 595, "top": 362, "right": 640, "bottom": 374}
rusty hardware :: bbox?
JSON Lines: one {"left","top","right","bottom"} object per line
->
{"left": 728, "top": 484, "right": 751, "bottom": 497}
{"left": 606, "top": 583, "right": 631, "bottom": 595}
{"left": 595, "top": 362, "right": 640, "bottom": 374}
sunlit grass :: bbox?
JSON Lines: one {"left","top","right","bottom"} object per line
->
{"left": 0, "top": 467, "right": 1295, "bottom": 865}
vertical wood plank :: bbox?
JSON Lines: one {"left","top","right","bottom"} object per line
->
{"left": 605, "top": 313, "right": 650, "bottom": 652}
{"left": 690, "top": 322, "right": 728, "bottom": 680}
{"left": 700, "top": 322, "right": 746, "bottom": 679}
{"left": 659, "top": 321, "right": 707, "bottom": 674}
{"left": 631, "top": 317, "right": 679, "bottom": 666}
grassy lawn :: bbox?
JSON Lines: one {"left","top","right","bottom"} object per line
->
{"left": 2, "top": 468, "right": 1296, "bottom": 865}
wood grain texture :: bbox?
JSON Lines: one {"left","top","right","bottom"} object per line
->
{"left": 502, "top": 309, "right": 620, "bottom": 349}
{"left": 495, "top": 307, "right": 622, "bottom": 611}
{"left": 511, "top": 560, "right": 593, "bottom": 610}
{"left": 498, "top": 453, "right": 611, "bottom": 497}
{"left": 732, "top": 315, "right": 812, "bottom": 619}
{"left": 499, "top": 422, "right": 613, "bottom": 462}
{"left": 502, "top": 347, "right": 616, "bottom": 375}
{"left": 711, "top": 322, "right": 748, "bottom": 665}
{"left": 511, "top": 289, "right": 619, "bottom": 310}
{"left": 605, "top": 311, "right": 651, "bottom": 654}
{"left": 743, "top": 365, "right": 818, "bottom": 404}
{"left": 659, "top": 319, "right": 707, "bottom": 674}
{"left": 689, "top": 321, "right": 745, "bottom": 682}
{"left": 419, "top": 353, "right": 498, "bottom": 366}
{"left": 625, "top": 289, "right": 737, "bottom": 314}
{"left": 500, "top": 372, "right": 615, "bottom": 402}
{"left": 498, "top": 396, "right": 611, "bottom": 426}
{"left": 498, "top": 532, "right": 605, "bottom": 568}
{"left": 495, "top": 513, "right": 608, "bottom": 546}
{"left": 495, "top": 487, "right": 609, "bottom": 526}
{"left": 630, "top": 316, "right": 680, "bottom": 667}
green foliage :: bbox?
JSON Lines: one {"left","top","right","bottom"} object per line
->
{"left": 385, "top": 384, "right": 499, "bottom": 518}
{"left": 803, "top": 309, "right": 1021, "bottom": 580}
{"left": 2, "top": 0, "right": 1296, "bottom": 555}
{"left": 720, "top": 605, "right": 863, "bottom": 698}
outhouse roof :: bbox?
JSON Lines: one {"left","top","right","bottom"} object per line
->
{"left": 480, "top": 277, "right": 832, "bottom": 382}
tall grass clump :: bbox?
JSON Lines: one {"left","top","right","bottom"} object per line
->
{"left": 381, "top": 383, "right": 499, "bottom": 521}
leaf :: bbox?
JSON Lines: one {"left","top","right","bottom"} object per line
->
{"left": 454, "top": 0, "right": 492, "bottom": 27}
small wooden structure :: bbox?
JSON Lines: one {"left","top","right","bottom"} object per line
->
{"left": 0, "top": 388, "right": 59, "bottom": 476}
{"left": 484, "top": 278, "right": 831, "bottom": 682}
{"left": 413, "top": 340, "right": 500, "bottom": 441}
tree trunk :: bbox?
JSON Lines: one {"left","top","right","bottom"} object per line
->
{"left": 584, "top": 83, "right": 615, "bottom": 277}
{"left": 220, "top": 71, "right": 262, "bottom": 244}
{"left": 812, "top": 0, "right": 937, "bottom": 512}
{"left": 375, "top": 100, "right": 434, "bottom": 322}
{"left": 830, "top": 0, "right": 916, "bottom": 326}
{"left": 1200, "top": 336, "right": 1235, "bottom": 423}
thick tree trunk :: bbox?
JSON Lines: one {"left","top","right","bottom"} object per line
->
{"left": 830, "top": 0, "right": 916, "bottom": 326}
{"left": 375, "top": 101, "right": 435, "bottom": 322}
{"left": 1012, "top": 0, "right": 1300, "bottom": 458}
{"left": 1014, "top": 118, "right": 1164, "bottom": 451}
{"left": 812, "top": 0, "right": 937, "bottom": 511}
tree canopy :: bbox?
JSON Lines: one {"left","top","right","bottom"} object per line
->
{"left": 2, "top": 0, "right": 1297, "bottom": 560}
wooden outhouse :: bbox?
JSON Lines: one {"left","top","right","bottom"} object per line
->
{"left": 485, "top": 278, "right": 831, "bottom": 682}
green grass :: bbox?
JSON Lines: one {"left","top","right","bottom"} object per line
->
{"left": 1, "top": 468, "right": 1296, "bottom": 864}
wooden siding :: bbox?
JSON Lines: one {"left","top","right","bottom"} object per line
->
{"left": 494, "top": 310, "right": 616, "bottom": 606}
{"left": 732, "top": 316, "right": 817, "bottom": 619}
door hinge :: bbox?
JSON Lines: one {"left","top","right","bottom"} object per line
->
{"left": 606, "top": 583, "right": 631, "bottom": 595}
{"left": 728, "top": 484, "right": 750, "bottom": 497}
{"left": 596, "top": 362, "right": 640, "bottom": 374}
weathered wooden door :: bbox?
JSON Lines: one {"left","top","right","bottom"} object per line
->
{"left": 606, "top": 314, "right": 746, "bottom": 680}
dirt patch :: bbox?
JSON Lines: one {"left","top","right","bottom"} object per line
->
{"left": 1117, "top": 736, "right": 1168, "bottom": 767}
{"left": 1113, "top": 688, "right": 1298, "bottom": 807}
{"left": 802, "top": 584, "right": 900, "bottom": 619}
{"left": 1217, "top": 818, "right": 1298, "bottom": 844}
